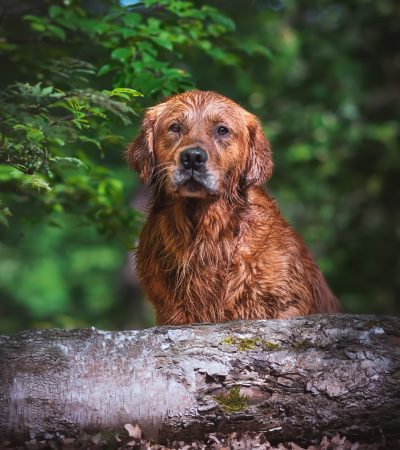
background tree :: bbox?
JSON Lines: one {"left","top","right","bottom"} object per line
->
{"left": 0, "top": 0, "right": 399, "bottom": 333}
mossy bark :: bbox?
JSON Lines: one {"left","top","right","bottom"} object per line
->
{"left": 0, "top": 314, "right": 399, "bottom": 446}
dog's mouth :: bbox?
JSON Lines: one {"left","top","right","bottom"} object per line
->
{"left": 172, "top": 169, "right": 218, "bottom": 199}
{"left": 183, "top": 178, "right": 204, "bottom": 193}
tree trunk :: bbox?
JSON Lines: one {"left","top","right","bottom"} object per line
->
{"left": 0, "top": 314, "right": 399, "bottom": 446}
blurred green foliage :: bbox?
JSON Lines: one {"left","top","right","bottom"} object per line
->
{"left": 0, "top": 0, "right": 399, "bottom": 333}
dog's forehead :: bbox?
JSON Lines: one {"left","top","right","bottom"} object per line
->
{"left": 155, "top": 90, "right": 246, "bottom": 123}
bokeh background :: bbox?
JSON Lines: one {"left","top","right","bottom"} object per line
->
{"left": 0, "top": 0, "right": 399, "bottom": 334}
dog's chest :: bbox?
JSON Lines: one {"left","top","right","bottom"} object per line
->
{"left": 139, "top": 209, "right": 275, "bottom": 322}
{"left": 160, "top": 235, "right": 254, "bottom": 300}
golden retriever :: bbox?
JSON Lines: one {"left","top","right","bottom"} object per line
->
{"left": 126, "top": 90, "right": 341, "bottom": 325}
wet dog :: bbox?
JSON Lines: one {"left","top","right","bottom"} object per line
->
{"left": 127, "top": 90, "right": 341, "bottom": 325}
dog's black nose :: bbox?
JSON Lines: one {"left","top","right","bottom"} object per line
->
{"left": 180, "top": 147, "right": 208, "bottom": 170}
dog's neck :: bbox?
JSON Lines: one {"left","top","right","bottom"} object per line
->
{"left": 151, "top": 188, "right": 250, "bottom": 241}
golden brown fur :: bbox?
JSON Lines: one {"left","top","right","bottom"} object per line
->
{"left": 127, "top": 90, "right": 341, "bottom": 325}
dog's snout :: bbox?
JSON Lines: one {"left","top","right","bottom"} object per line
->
{"left": 180, "top": 147, "right": 208, "bottom": 170}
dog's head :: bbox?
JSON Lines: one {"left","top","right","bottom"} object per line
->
{"left": 126, "top": 90, "right": 273, "bottom": 199}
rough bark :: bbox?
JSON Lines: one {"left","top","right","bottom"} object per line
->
{"left": 0, "top": 314, "right": 399, "bottom": 446}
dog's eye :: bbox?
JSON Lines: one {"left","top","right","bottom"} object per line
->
{"left": 217, "top": 126, "right": 229, "bottom": 136}
{"left": 169, "top": 123, "right": 181, "bottom": 133}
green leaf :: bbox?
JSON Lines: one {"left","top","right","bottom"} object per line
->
{"left": 48, "top": 5, "right": 63, "bottom": 19}
{"left": 150, "top": 36, "right": 174, "bottom": 51}
{"left": 22, "top": 174, "right": 52, "bottom": 192}
{"left": 111, "top": 47, "right": 133, "bottom": 62}
{"left": 31, "top": 22, "right": 46, "bottom": 32}
{"left": 78, "top": 136, "right": 102, "bottom": 149}
{"left": 51, "top": 156, "right": 88, "bottom": 169}
{"left": 97, "top": 64, "right": 113, "bottom": 77}
{"left": 108, "top": 87, "right": 143, "bottom": 98}
{"left": 47, "top": 24, "right": 66, "bottom": 40}
{"left": 147, "top": 18, "right": 161, "bottom": 31}
{"left": 121, "top": 13, "right": 142, "bottom": 27}
{"left": 41, "top": 86, "right": 54, "bottom": 95}
{"left": 0, "top": 201, "right": 12, "bottom": 226}
{"left": 52, "top": 137, "right": 65, "bottom": 146}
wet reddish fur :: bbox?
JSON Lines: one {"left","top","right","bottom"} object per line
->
{"left": 127, "top": 90, "right": 341, "bottom": 325}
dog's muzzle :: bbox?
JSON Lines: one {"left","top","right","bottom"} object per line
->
{"left": 172, "top": 147, "right": 217, "bottom": 196}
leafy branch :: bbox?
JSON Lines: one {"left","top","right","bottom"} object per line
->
{"left": 0, "top": 0, "right": 242, "bottom": 240}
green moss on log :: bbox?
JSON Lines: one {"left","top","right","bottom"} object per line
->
{"left": 214, "top": 386, "right": 249, "bottom": 413}
{"left": 221, "top": 336, "right": 280, "bottom": 351}
{"left": 262, "top": 341, "right": 281, "bottom": 350}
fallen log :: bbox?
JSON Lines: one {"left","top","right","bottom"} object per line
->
{"left": 0, "top": 314, "right": 399, "bottom": 446}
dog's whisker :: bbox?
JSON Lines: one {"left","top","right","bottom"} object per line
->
{"left": 153, "top": 162, "right": 173, "bottom": 171}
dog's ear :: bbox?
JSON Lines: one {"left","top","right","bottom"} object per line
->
{"left": 244, "top": 116, "right": 273, "bottom": 186}
{"left": 126, "top": 108, "right": 156, "bottom": 183}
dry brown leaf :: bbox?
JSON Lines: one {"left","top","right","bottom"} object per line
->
{"left": 288, "top": 442, "right": 307, "bottom": 450}
{"left": 331, "top": 433, "right": 346, "bottom": 445}
{"left": 124, "top": 423, "right": 142, "bottom": 439}
{"left": 319, "top": 436, "right": 330, "bottom": 450}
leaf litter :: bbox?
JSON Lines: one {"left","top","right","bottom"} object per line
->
{"left": 0, "top": 425, "right": 395, "bottom": 450}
